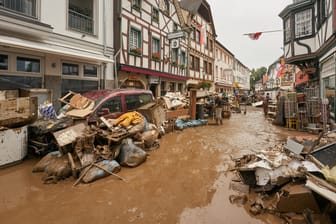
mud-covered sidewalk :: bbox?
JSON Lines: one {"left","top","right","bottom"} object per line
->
{"left": 0, "top": 107, "right": 319, "bottom": 224}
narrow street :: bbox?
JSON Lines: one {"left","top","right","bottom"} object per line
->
{"left": 0, "top": 107, "right": 313, "bottom": 224}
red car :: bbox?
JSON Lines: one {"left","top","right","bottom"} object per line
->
{"left": 82, "top": 89, "right": 154, "bottom": 123}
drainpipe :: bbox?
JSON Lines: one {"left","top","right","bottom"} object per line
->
{"left": 102, "top": 0, "right": 107, "bottom": 89}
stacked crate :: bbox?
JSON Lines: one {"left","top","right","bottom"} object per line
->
{"left": 285, "top": 92, "right": 297, "bottom": 129}
{"left": 305, "top": 87, "right": 321, "bottom": 124}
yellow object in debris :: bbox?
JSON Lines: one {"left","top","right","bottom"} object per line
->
{"left": 116, "top": 111, "right": 144, "bottom": 128}
{"left": 321, "top": 165, "right": 336, "bottom": 184}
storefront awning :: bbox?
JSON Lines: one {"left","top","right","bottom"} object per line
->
{"left": 120, "top": 65, "right": 188, "bottom": 81}
{"left": 0, "top": 35, "right": 114, "bottom": 63}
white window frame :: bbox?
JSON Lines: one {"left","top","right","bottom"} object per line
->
{"left": 151, "top": 37, "right": 160, "bottom": 57}
{"left": 129, "top": 27, "right": 142, "bottom": 53}
{"left": 68, "top": 0, "right": 96, "bottom": 35}
{"left": 295, "top": 8, "right": 313, "bottom": 38}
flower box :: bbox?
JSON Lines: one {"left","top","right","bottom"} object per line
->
{"left": 152, "top": 52, "right": 160, "bottom": 60}
{"left": 130, "top": 47, "right": 142, "bottom": 55}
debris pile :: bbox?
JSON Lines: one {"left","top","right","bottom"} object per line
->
{"left": 32, "top": 111, "right": 159, "bottom": 185}
{"left": 230, "top": 132, "right": 336, "bottom": 223}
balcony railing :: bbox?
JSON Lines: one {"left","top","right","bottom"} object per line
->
{"left": 68, "top": 9, "right": 93, "bottom": 34}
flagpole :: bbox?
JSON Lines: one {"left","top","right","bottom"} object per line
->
{"left": 243, "top": 30, "right": 282, "bottom": 35}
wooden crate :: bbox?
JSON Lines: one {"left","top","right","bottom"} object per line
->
{"left": 0, "top": 97, "right": 38, "bottom": 128}
{"left": 166, "top": 108, "right": 189, "bottom": 119}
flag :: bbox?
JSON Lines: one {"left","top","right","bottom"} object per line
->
{"left": 199, "top": 24, "right": 206, "bottom": 46}
{"left": 247, "top": 32, "right": 262, "bottom": 40}
{"left": 276, "top": 65, "right": 285, "bottom": 78}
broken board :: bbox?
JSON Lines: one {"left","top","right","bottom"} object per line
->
{"left": 53, "top": 122, "right": 86, "bottom": 147}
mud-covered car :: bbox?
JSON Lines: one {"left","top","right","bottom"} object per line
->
{"left": 81, "top": 89, "right": 154, "bottom": 123}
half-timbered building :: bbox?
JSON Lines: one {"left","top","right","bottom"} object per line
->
{"left": 113, "top": 0, "right": 188, "bottom": 97}
{"left": 183, "top": 0, "right": 216, "bottom": 91}
{"left": 279, "top": 0, "right": 336, "bottom": 120}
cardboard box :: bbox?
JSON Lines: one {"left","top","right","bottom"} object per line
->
{"left": 0, "top": 97, "right": 38, "bottom": 128}
{"left": 277, "top": 183, "right": 320, "bottom": 213}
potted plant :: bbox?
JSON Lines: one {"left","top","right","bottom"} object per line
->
{"left": 152, "top": 52, "right": 160, "bottom": 60}
{"left": 130, "top": 47, "right": 142, "bottom": 55}
{"left": 179, "top": 64, "right": 186, "bottom": 70}
{"left": 171, "top": 61, "right": 178, "bottom": 67}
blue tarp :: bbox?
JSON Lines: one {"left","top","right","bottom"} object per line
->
{"left": 175, "top": 118, "right": 208, "bottom": 130}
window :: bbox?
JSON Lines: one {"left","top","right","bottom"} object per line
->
{"left": 129, "top": 27, "right": 142, "bottom": 55}
{"left": 132, "top": 0, "right": 141, "bottom": 11}
{"left": 317, "top": 0, "right": 327, "bottom": 27}
{"left": 152, "top": 7, "right": 159, "bottom": 23}
{"left": 0, "top": 0, "right": 36, "bottom": 17}
{"left": 169, "top": 82, "right": 175, "bottom": 91}
{"left": 209, "top": 62, "right": 212, "bottom": 75}
{"left": 195, "top": 29, "right": 200, "bottom": 43}
{"left": 62, "top": 63, "right": 79, "bottom": 76}
{"left": 173, "top": 22, "right": 178, "bottom": 32}
{"left": 180, "top": 51, "right": 186, "bottom": 66}
{"left": 203, "top": 61, "right": 208, "bottom": 74}
{"left": 171, "top": 48, "right": 178, "bottom": 65}
{"left": 16, "top": 56, "right": 40, "bottom": 73}
{"left": 178, "top": 83, "right": 183, "bottom": 92}
{"left": 84, "top": 64, "right": 98, "bottom": 77}
{"left": 68, "top": 0, "right": 94, "bottom": 34}
{"left": 209, "top": 39, "right": 213, "bottom": 51}
{"left": 0, "top": 54, "right": 8, "bottom": 70}
{"left": 190, "top": 27, "right": 195, "bottom": 40}
{"left": 126, "top": 94, "right": 153, "bottom": 111}
{"left": 152, "top": 37, "right": 160, "bottom": 60}
{"left": 190, "top": 55, "right": 200, "bottom": 71}
{"left": 295, "top": 8, "right": 312, "bottom": 38}
{"left": 284, "top": 18, "right": 291, "bottom": 42}
{"left": 96, "top": 97, "right": 122, "bottom": 115}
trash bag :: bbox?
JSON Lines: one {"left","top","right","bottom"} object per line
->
{"left": 138, "top": 130, "right": 159, "bottom": 149}
{"left": 82, "top": 160, "right": 121, "bottom": 183}
{"left": 127, "top": 119, "right": 146, "bottom": 135}
{"left": 32, "top": 151, "right": 61, "bottom": 172}
{"left": 117, "top": 138, "right": 147, "bottom": 167}
{"left": 43, "top": 155, "right": 72, "bottom": 182}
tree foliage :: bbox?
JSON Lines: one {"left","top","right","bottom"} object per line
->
{"left": 250, "top": 66, "right": 267, "bottom": 91}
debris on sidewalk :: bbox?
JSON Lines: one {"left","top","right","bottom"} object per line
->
{"left": 230, "top": 131, "right": 336, "bottom": 223}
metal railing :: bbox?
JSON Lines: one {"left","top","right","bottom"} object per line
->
{"left": 68, "top": 9, "right": 93, "bottom": 34}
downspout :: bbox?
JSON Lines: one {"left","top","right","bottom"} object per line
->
{"left": 102, "top": 0, "right": 107, "bottom": 89}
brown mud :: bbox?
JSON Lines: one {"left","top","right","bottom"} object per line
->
{"left": 0, "top": 107, "right": 314, "bottom": 224}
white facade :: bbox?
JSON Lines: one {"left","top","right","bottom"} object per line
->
{"left": 0, "top": 0, "right": 114, "bottom": 109}
{"left": 214, "top": 40, "right": 234, "bottom": 94}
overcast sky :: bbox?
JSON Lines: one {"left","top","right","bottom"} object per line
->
{"left": 206, "top": 0, "right": 293, "bottom": 70}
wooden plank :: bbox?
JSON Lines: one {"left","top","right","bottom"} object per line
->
{"left": 53, "top": 122, "right": 86, "bottom": 147}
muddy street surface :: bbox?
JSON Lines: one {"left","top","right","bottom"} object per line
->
{"left": 0, "top": 107, "right": 313, "bottom": 224}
